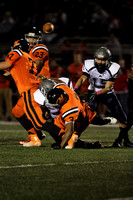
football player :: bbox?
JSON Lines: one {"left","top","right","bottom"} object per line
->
{"left": 25, "top": 27, "right": 50, "bottom": 77}
{"left": 35, "top": 76, "right": 111, "bottom": 126}
{"left": 11, "top": 27, "right": 50, "bottom": 145}
{"left": 0, "top": 39, "right": 61, "bottom": 147}
{"left": 44, "top": 84, "right": 103, "bottom": 149}
{"left": 74, "top": 46, "right": 133, "bottom": 148}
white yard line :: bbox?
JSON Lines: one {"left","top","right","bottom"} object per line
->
{"left": 0, "top": 160, "right": 133, "bottom": 169}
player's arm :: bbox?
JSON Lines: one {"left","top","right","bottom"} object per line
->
{"left": 86, "top": 81, "right": 114, "bottom": 102}
{"left": 36, "top": 74, "right": 64, "bottom": 84}
{"left": 60, "top": 122, "right": 74, "bottom": 149}
{"left": 0, "top": 61, "right": 11, "bottom": 70}
{"left": 99, "top": 81, "right": 114, "bottom": 95}
{"left": 35, "top": 59, "right": 44, "bottom": 72}
{"left": 74, "top": 74, "right": 88, "bottom": 90}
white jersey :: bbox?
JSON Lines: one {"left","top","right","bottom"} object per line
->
{"left": 58, "top": 77, "right": 73, "bottom": 90}
{"left": 82, "top": 59, "right": 120, "bottom": 93}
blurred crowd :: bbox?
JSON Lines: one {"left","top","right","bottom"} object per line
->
{"left": 0, "top": 0, "right": 133, "bottom": 43}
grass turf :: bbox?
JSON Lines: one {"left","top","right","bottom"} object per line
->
{"left": 0, "top": 123, "right": 133, "bottom": 200}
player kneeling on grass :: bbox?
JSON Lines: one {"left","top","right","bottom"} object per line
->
{"left": 40, "top": 83, "right": 103, "bottom": 149}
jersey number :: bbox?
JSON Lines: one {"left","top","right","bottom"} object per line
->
{"left": 28, "top": 57, "right": 37, "bottom": 75}
{"left": 93, "top": 78, "right": 107, "bottom": 88}
{"left": 35, "top": 52, "right": 44, "bottom": 58}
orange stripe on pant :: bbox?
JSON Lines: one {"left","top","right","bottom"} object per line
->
{"left": 22, "top": 87, "right": 46, "bottom": 130}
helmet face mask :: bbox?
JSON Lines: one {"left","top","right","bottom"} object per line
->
{"left": 95, "top": 59, "right": 109, "bottom": 73}
{"left": 94, "top": 47, "right": 111, "bottom": 73}
{"left": 25, "top": 27, "right": 42, "bottom": 49}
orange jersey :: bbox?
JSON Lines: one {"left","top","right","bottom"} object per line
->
{"left": 6, "top": 49, "right": 39, "bottom": 95}
{"left": 54, "top": 84, "right": 96, "bottom": 136}
{"left": 55, "top": 84, "right": 85, "bottom": 122}
{"left": 29, "top": 44, "right": 50, "bottom": 77}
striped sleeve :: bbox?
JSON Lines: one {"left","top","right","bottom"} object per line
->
{"left": 62, "top": 107, "right": 79, "bottom": 120}
{"left": 6, "top": 50, "right": 22, "bottom": 65}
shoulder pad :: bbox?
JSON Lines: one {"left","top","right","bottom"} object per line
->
{"left": 109, "top": 62, "right": 120, "bottom": 77}
{"left": 32, "top": 44, "right": 48, "bottom": 53}
{"left": 82, "top": 59, "right": 95, "bottom": 72}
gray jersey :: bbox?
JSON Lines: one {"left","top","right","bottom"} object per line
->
{"left": 82, "top": 59, "right": 120, "bottom": 93}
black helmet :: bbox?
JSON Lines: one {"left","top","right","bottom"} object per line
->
{"left": 13, "top": 38, "right": 29, "bottom": 52}
{"left": 25, "top": 27, "right": 42, "bottom": 48}
{"left": 94, "top": 47, "right": 111, "bottom": 73}
{"left": 39, "top": 79, "right": 55, "bottom": 97}
{"left": 47, "top": 88, "right": 68, "bottom": 107}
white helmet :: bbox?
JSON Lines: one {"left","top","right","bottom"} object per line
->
{"left": 39, "top": 79, "right": 55, "bottom": 97}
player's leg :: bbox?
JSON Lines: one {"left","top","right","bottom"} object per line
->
{"left": 23, "top": 88, "right": 63, "bottom": 147}
{"left": 22, "top": 89, "right": 49, "bottom": 146}
{"left": 103, "top": 93, "right": 132, "bottom": 147}
{"left": 12, "top": 97, "right": 45, "bottom": 143}
{"left": 123, "top": 111, "right": 133, "bottom": 147}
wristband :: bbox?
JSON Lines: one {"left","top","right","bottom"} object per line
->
{"left": 96, "top": 90, "right": 102, "bottom": 95}
{"left": 74, "top": 85, "right": 79, "bottom": 90}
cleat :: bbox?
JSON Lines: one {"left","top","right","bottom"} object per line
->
{"left": 104, "top": 117, "right": 117, "bottom": 124}
{"left": 19, "top": 137, "right": 31, "bottom": 145}
{"left": 103, "top": 119, "right": 111, "bottom": 124}
{"left": 65, "top": 133, "right": 78, "bottom": 149}
{"left": 124, "top": 140, "right": 133, "bottom": 148}
{"left": 112, "top": 141, "right": 121, "bottom": 148}
{"left": 65, "top": 145, "right": 73, "bottom": 149}
{"left": 22, "top": 134, "right": 41, "bottom": 147}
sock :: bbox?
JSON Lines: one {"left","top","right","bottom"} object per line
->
{"left": 16, "top": 114, "right": 42, "bottom": 139}
{"left": 16, "top": 114, "right": 34, "bottom": 131}
{"left": 115, "top": 127, "right": 125, "bottom": 143}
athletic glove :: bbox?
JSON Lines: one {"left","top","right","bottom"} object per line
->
{"left": 87, "top": 90, "right": 97, "bottom": 101}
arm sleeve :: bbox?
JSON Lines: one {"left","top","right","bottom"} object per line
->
{"left": 5, "top": 51, "right": 20, "bottom": 66}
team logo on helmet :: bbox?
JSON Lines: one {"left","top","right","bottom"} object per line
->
{"left": 47, "top": 88, "right": 68, "bottom": 107}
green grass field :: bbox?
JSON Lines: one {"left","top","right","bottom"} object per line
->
{"left": 0, "top": 122, "right": 133, "bottom": 200}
